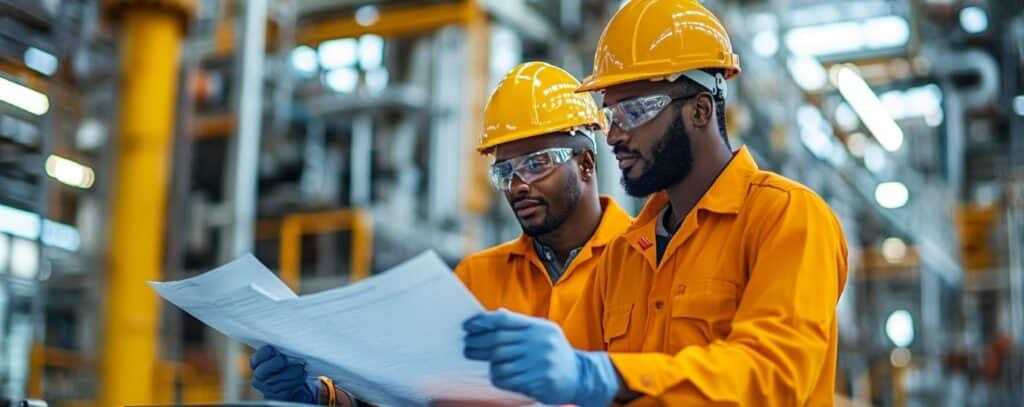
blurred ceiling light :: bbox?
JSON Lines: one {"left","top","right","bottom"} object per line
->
{"left": 45, "top": 154, "right": 95, "bottom": 189}
{"left": 355, "top": 5, "right": 380, "bottom": 27}
{"left": 0, "top": 204, "right": 40, "bottom": 240}
{"left": 0, "top": 76, "right": 50, "bottom": 115}
{"left": 42, "top": 220, "right": 81, "bottom": 252}
{"left": 863, "top": 143, "right": 887, "bottom": 174}
{"left": 24, "top": 47, "right": 58, "bottom": 76}
{"left": 0, "top": 204, "right": 79, "bottom": 252}
{"left": 365, "top": 68, "right": 389, "bottom": 94}
{"left": 785, "top": 16, "right": 909, "bottom": 58}
{"left": 752, "top": 30, "right": 779, "bottom": 57}
{"left": 75, "top": 118, "right": 106, "bottom": 151}
{"left": 10, "top": 238, "right": 38, "bottom": 279}
{"left": 890, "top": 347, "right": 912, "bottom": 368}
{"left": 325, "top": 68, "right": 359, "bottom": 93}
{"left": 290, "top": 45, "right": 318, "bottom": 75}
{"left": 834, "top": 102, "right": 860, "bottom": 132}
{"left": 797, "top": 105, "right": 846, "bottom": 166}
{"left": 358, "top": 34, "right": 384, "bottom": 70}
{"left": 318, "top": 38, "right": 358, "bottom": 69}
{"left": 881, "top": 237, "right": 908, "bottom": 262}
{"left": 885, "top": 310, "right": 915, "bottom": 348}
{"left": 1013, "top": 95, "right": 1024, "bottom": 116}
{"left": 862, "top": 16, "right": 911, "bottom": 49}
{"left": 832, "top": 65, "right": 904, "bottom": 152}
{"left": 786, "top": 21, "right": 861, "bottom": 57}
{"left": 875, "top": 181, "right": 909, "bottom": 209}
{"left": 787, "top": 56, "right": 828, "bottom": 92}
{"left": 879, "top": 84, "right": 944, "bottom": 125}
{"left": 959, "top": 6, "right": 988, "bottom": 34}
{"left": 846, "top": 132, "right": 868, "bottom": 158}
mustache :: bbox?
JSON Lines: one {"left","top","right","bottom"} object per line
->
{"left": 510, "top": 196, "right": 546, "bottom": 206}
{"left": 613, "top": 145, "right": 640, "bottom": 155}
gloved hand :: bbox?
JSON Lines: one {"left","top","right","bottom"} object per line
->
{"left": 462, "top": 309, "right": 619, "bottom": 407}
{"left": 250, "top": 345, "right": 320, "bottom": 403}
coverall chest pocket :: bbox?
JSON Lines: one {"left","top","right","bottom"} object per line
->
{"left": 603, "top": 304, "right": 633, "bottom": 351}
{"left": 669, "top": 280, "right": 739, "bottom": 349}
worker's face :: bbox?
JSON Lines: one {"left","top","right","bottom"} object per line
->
{"left": 602, "top": 81, "right": 697, "bottom": 197}
{"left": 492, "top": 134, "right": 586, "bottom": 237}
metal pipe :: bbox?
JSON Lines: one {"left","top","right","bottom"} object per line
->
{"left": 221, "top": 0, "right": 268, "bottom": 401}
{"left": 350, "top": 114, "right": 372, "bottom": 207}
{"left": 99, "top": 5, "right": 187, "bottom": 405}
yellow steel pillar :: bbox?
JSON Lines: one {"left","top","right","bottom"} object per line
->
{"left": 99, "top": 1, "right": 193, "bottom": 405}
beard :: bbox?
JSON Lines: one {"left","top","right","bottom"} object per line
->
{"left": 520, "top": 169, "right": 582, "bottom": 237}
{"left": 621, "top": 115, "right": 695, "bottom": 197}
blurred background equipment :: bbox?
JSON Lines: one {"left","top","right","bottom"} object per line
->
{"left": 0, "top": 0, "right": 1020, "bottom": 405}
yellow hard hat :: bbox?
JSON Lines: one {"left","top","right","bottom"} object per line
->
{"left": 577, "top": 0, "right": 741, "bottom": 93}
{"left": 479, "top": 61, "right": 605, "bottom": 152}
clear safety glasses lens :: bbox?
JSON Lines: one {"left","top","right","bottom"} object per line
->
{"left": 488, "top": 148, "right": 575, "bottom": 191}
{"left": 602, "top": 94, "right": 672, "bottom": 131}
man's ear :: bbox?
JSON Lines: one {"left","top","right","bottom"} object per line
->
{"left": 689, "top": 93, "right": 715, "bottom": 129}
{"left": 578, "top": 150, "right": 597, "bottom": 181}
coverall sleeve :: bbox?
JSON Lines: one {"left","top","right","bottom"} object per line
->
{"left": 453, "top": 261, "right": 472, "bottom": 287}
{"left": 609, "top": 190, "right": 848, "bottom": 406}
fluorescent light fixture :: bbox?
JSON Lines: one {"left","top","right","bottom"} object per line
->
{"left": 875, "top": 181, "right": 909, "bottom": 209}
{"left": 885, "top": 309, "right": 914, "bottom": 348}
{"left": 832, "top": 65, "right": 904, "bottom": 152}
{"left": 325, "top": 68, "right": 359, "bottom": 93}
{"left": 355, "top": 5, "right": 380, "bottom": 27}
{"left": 42, "top": 220, "right": 81, "bottom": 252}
{"left": 0, "top": 76, "right": 50, "bottom": 115}
{"left": 786, "top": 21, "right": 862, "bottom": 57}
{"left": 318, "top": 38, "right": 358, "bottom": 69}
{"left": 959, "top": 6, "right": 988, "bottom": 34}
{"left": 752, "top": 30, "right": 779, "bottom": 57}
{"left": 785, "top": 15, "right": 910, "bottom": 58}
{"left": 0, "top": 204, "right": 80, "bottom": 252}
{"left": 365, "top": 68, "right": 389, "bottom": 94}
{"left": 290, "top": 45, "right": 318, "bottom": 75}
{"left": 881, "top": 237, "right": 908, "bottom": 262}
{"left": 0, "top": 205, "right": 41, "bottom": 240}
{"left": 879, "top": 84, "right": 944, "bottom": 123}
{"left": 10, "top": 237, "right": 38, "bottom": 279}
{"left": 797, "top": 105, "right": 846, "bottom": 166}
{"left": 45, "top": 154, "right": 95, "bottom": 189}
{"left": 862, "top": 16, "right": 911, "bottom": 49}
{"left": 24, "top": 47, "right": 58, "bottom": 76}
{"left": 359, "top": 35, "right": 384, "bottom": 70}
{"left": 1013, "top": 95, "right": 1024, "bottom": 116}
{"left": 787, "top": 56, "right": 828, "bottom": 92}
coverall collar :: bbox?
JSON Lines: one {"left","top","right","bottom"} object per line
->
{"left": 622, "top": 147, "right": 759, "bottom": 267}
{"left": 629, "top": 146, "right": 758, "bottom": 233}
{"left": 506, "top": 195, "right": 627, "bottom": 258}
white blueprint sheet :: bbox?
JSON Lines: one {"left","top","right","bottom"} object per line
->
{"left": 150, "top": 251, "right": 534, "bottom": 406}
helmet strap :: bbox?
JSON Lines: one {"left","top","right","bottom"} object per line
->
{"left": 664, "top": 69, "right": 728, "bottom": 99}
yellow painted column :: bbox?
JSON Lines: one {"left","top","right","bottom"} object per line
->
{"left": 99, "top": 1, "right": 191, "bottom": 405}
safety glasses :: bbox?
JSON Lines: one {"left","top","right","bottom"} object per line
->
{"left": 601, "top": 93, "right": 699, "bottom": 131}
{"left": 489, "top": 147, "right": 578, "bottom": 192}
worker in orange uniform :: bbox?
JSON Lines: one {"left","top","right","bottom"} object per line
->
{"left": 249, "top": 61, "right": 633, "bottom": 406}
{"left": 462, "top": 1, "right": 849, "bottom": 406}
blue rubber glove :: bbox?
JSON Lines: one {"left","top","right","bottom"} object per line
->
{"left": 462, "top": 309, "right": 619, "bottom": 407}
{"left": 250, "top": 345, "right": 320, "bottom": 403}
